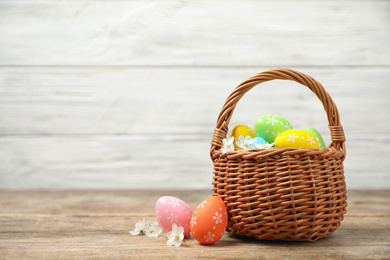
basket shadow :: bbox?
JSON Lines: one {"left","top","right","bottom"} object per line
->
{"left": 208, "top": 234, "right": 333, "bottom": 248}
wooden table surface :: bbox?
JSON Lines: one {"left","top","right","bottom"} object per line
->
{"left": 1, "top": 190, "right": 389, "bottom": 259}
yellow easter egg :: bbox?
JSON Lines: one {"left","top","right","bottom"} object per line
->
{"left": 275, "top": 129, "right": 319, "bottom": 149}
{"left": 229, "top": 125, "right": 256, "bottom": 149}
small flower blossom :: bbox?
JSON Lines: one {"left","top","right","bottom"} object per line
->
{"left": 268, "top": 131, "right": 280, "bottom": 140}
{"left": 167, "top": 213, "right": 178, "bottom": 224}
{"left": 285, "top": 121, "right": 293, "bottom": 129}
{"left": 221, "top": 137, "right": 235, "bottom": 153}
{"left": 168, "top": 199, "right": 181, "bottom": 208}
{"left": 307, "top": 135, "right": 316, "bottom": 145}
{"left": 255, "top": 142, "right": 275, "bottom": 149}
{"left": 190, "top": 216, "right": 197, "bottom": 227}
{"left": 144, "top": 221, "right": 162, "bottom": 238}
{"left": 197, "top": 200, "right": 207, "bottom": 208}
{"left": 129, "top": 219, "right": 146, "bottom": 235}
{"left": 204, "top": 231, "right": 215, "bottom": 243}
{"left": 287, "top": 133, "right": 299, "bottom": 142}
{"left": 212, "top": 212, "right": 222, "bottom": 224}
{"left": 166, "top": 223, "right": 184, "bottom": 247}
{"left": 266, "top": 116, "right": 278, "bottom": 126}
{"left": 236, "top": 135, "right": 256, "bottom": 150}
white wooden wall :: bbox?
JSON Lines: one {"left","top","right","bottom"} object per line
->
{"left": 0, "top": 0, "right": 389, "bottom": 189}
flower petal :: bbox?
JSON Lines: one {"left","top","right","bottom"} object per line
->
{"left": 155, "top": 227, "right": 162, "bottom": 236}
{"left": 167, "top": 237, "right": 176, "bottom": 246}
{"left": 174, "top": 239, "right": 182, "bottom": 247}
{"left": 145, "top": 231, "right": 157, "bottom": 238}
{"left": 171, "top": 223, "right": 178, "bottom": 232}
{"left": 177, "top": 226, "right": 184, "bottom": 234}
{"left": 222, "top": 139, "right": 228, "bottom": 146}
{"left": 129, "top": 230, "right": 140, "bottom": 235}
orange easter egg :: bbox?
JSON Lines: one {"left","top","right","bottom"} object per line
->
{"left": 190, "top": 196, "right": 228, "bottom": 244}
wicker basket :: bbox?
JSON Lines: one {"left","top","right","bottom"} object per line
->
{"left": 210, "top": 68, "right": 347, "bottom": 241}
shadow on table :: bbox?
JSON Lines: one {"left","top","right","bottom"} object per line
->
{"left": 201, "top": 233, "right": 337, "bottom": 248}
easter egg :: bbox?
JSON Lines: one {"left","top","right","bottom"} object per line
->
{"left": 229, "top": 124, "right": 256, "bottom": 149}
{"left": 190, "top": 196, "right": 228, "bottom": 245}
{"left": 155, "top": 196, "right": 192, "bottom": 237}
{"left": 253, "top": 137, "right": 267, "bottom": 146}
{"left": 275, "top": 129, "right": 319, "bottom": 149}
{"left": 254, "top": 115, "right": 293, "bottom": 144}
{"left": 305, "top": 127, "right": 326, "bottom": 148}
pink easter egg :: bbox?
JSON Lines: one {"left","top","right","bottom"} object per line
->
{"left": 155, "top": 196, "right": 192, "bottom": 237}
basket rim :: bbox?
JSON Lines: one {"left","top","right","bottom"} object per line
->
{"left": 210, "top": 68, "right": 346, "bottom": 162}
{"left": 212, "top": 146, "right": 344, "bottom": 161}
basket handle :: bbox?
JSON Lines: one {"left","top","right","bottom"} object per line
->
{"left": 210, "top": 68, "right": 346, "bottom": 160}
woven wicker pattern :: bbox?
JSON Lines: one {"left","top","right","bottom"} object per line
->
{"left": 210, "top": 68, "right": 347, "bottom": 241}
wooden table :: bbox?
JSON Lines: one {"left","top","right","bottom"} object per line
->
{"left": 1, "top": 190, "right": 389, "bottom": 259}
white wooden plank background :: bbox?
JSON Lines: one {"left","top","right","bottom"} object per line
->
{"left": 1, "top": 0, "right": 389, "bottom": 66}
{"left": 0, "top": 0, "right": 389, "bottom": 189}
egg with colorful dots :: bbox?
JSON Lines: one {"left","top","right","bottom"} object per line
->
{"left": 190, "top": 196, "right": 228, "bottom": 244}
{"left": 254, "top": 115, "right": 293, "bottom": 144}
{"left": 229, "top": 124, "right": 256, "bottom": 149}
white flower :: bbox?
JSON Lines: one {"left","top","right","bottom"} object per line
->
{"left": 287, "top": 133, "right": 299, "bottom": 142}
{"left": 255, "top": 142, "right": 275, "bottom": 149}
{"left": 204, "top": 231, "right": 215, "bottom": 243}
{"left": 266, "top": 116, "right": 278, "bottom": 126}
{"left": 197, "top": 200, "right": 207, "bottom": 208}
{"left": 235, "top": 135, "right": 256, "bottom": 150}
{"left": 212, "top": 212, "right": 222, "bottom": 224}
{"left": 268, "top": 131, "right": 280, "bottom": 140}
{"left": 307, "top": 135, "right": 316, "bottom": 145}
{"left": 144, "top": 221, "right": 162, "bottom": 238}
{"left": 166, "top": 223, "right": 184, "bottom": 247}
{"left": 129, "top": 219, "right": 146, "bottom": 235}
{"left": 167, "top": 213, "right": 178, "bottom": 224}
{"left": 190, "top": 216, "right": 197, "bottom": 227}
{"left": 168, "top": 198, "right": 181, "bottom": 208}
{"left": 221, "top": 137, "right": 235, "bottom": 153}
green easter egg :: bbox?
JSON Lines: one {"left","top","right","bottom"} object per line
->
{"left": 305, "top": 127, "right": 326, "bottom": 148}
{"left": 254, "top": 115, "right": 293, "bottom": 144}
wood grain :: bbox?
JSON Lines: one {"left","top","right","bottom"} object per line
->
{"left": 0, "top": 190, "right": 389, "bottom": 259}
{"left": 0, "top": 134, "right": 389, "bottom": 189}
{"left": 0, "top": 67, "right": 389, "bottom": 189}
{"left": 0, "top": 0, "right": 389, "bottom": 190}
{"left": 0, "top": 66, "right": 389, "bottom": 135}
{"left": 0, "top": 1, "right": 389, "bottom": 66}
